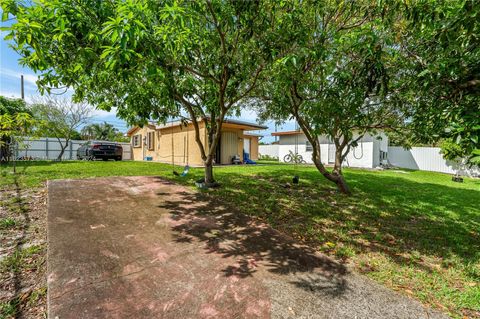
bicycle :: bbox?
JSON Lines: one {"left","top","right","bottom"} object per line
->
{"left": 283, "top": 150, "right": 306, "bottom": 164}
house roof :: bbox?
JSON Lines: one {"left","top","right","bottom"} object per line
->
{"left": 272, "top": 128, "right": 386, "bottom": 137}
{"left": 126, "top": 127, "right": 140, "bottom": 135}
{"left": 271, "top": 130, "right": 303, "bottom": 136}
{"left": 126, "top": 124, "right": 155, "bottom": 136}
{"left": 243, "top": 132, "right": 264, "bottom": 137}
{"left": 128, "top": 118, "right": 267, "bottom": 136}
{"left": 222, "top": 118, "right": 268, "bottom": 130}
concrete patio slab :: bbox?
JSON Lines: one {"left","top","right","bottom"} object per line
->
{"left": 47, "top": 176, "right": 449, "bottom": 319}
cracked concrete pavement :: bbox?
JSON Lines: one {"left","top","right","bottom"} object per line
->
{"left": 47, "top": 176, "right": 449, "bottom": 319}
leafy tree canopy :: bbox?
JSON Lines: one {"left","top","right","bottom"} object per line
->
{"left": 0, "top": 95, "right": 29, "bottom": 116}
{"left": 256, "top": 1, "right": 405, "bottom": 193}
{"left": 2, "top": 0, "right": 283, "bottom": 183}
{"left": 395, "top": 0, "right": 480, "bottom": 164}
{"left": 81, "top": 122, "right": 128, "bottom": 142}
{"left": 0, "top": 96, "right": 35, "bottom": 162}
{"left": 30, "top": 96, "right": 91, "bottom": 160}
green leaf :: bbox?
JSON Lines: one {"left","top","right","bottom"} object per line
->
{"left": 2, "top": 11, "right": 9, "bottom": 22}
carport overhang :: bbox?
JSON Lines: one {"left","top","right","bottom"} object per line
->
{"left": 271, "top": 130, "right": 303, "bottom": 136}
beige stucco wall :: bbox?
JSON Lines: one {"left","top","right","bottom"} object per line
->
{"left": 130, "top": 122, "right": 207, "bottom": 166}
{"left": 130, "top": 121, "right": 261, "bottom": 165}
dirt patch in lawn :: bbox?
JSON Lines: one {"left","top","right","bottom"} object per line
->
{"left": 0, "top": 179, "right": 47, "bottom": 319}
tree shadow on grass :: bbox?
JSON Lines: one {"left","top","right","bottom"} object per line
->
{"left": 155, "top": 185, "right": 350, "bottom": 298}
{"left": 173, "top": 167, "right": 480, "bottom": 275}
{"left": 1, "top": 165, "right": 32, "bottom": 317}
{"left": 343, "top": 172, "right": 480, "bottom": 266}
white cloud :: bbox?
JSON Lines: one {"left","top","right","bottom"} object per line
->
{"left": 1, "top": 67, "right": 39, "bottom": 87}
{"left": 91, "top": 107, "right": 119, "bottom": 118}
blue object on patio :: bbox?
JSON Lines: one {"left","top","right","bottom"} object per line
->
{"left": 243, "top": 152, "right": 256, "bottom": 164}
{"left": 145, "top": 156, "right": 153, "bottom": 161}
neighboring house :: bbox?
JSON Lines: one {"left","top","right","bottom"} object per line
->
{"left": 272, "top": 130, "right": 389, "bottom": 168}
{"left": 127, "top": 119, "right": 267, "bottom": 166}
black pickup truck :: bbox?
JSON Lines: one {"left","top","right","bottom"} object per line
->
{"left": 77, "top": 141, "right": 123, "bottom": 161}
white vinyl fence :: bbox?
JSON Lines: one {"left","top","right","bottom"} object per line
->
{"left": 388, "top": 146, "right": 479, "bottom": 177}
{"left": 260, "top": 144, "right": 478, "bottom": 177}
{"left": 11, "top": 137, "right": 132, "bottom": 160}
{"left": 258, "top": 144, "right": 279, "bottom": 159}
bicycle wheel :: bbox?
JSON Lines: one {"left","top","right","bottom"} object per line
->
{"left": 283, "top": 154, "right": 292, "bottom": 163}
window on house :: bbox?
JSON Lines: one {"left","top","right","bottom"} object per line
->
{"left": 305, "top": 140, "right": 313, "bottom": 152}
{"left": 132, "top": 134, "right": 141, "bottom": 148}
{"left": 147, "top": 131, "right": 155, "bottom": 150}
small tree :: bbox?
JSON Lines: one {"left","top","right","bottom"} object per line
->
{"left": 0, "top": 112, "right": 35, "bottom": 174}
{"left": 81, "top": 122, "right": 127, "bottom": 142}
{"left": 0, "top": 96, "right": 31, "bottom": 163}
{"left": 3, "top": 0, "right": 283, "bottom": 185}
{"left": 257, "top": 2, "right": 402, "bottom": 194}
{"left": 31, "top": 96, "right": 91, "bottom": 160}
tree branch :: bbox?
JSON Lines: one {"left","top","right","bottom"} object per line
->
{"left": 227, "top": 64, "right": 264, "bottom": 108}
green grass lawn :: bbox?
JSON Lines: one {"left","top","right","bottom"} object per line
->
{"left": 1, "top": 160, "right": 479, "bottom": 317}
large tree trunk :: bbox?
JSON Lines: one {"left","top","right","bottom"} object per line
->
{"left": 184, "top": 117, "right": 220, "bottom": 187}
{"left": 289, "top": 89, "right": 351, "bottom": 194}
{"left": 311, "top": 155, "right": 351, "bottom": 195}
{"left": 305, "top": 135, "right": 351, "bottom": 195}
{"left": 204, "top": 156, "right": 215, "bottom": 185}
{"left": 202, "top": 124, "right": 222, "bottom": 186}
{"left": 333, "top": 174, "right": 350, "bottom": 194}
{"left": 332, "top": 146, "right": 351, "bottom": 194}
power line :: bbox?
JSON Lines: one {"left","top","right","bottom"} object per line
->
{"left": 88, "top": 119, "right": 128, "bottom": 125}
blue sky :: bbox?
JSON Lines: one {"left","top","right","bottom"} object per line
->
{"left": 0, "top": 20, "right": 295, "bottom": 143}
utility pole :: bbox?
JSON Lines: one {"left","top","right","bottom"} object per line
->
{"left": 274, "top": 123, "right": 277, "bottom": 143}
{"left": 21, "top": 75, "right": 24, "bottom": 100}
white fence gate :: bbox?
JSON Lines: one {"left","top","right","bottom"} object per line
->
{"left": 12, "top": 137, "right": 132, "bottom": 161}
{"left": 260, "top": 144, "right": 478, "bottom": 177}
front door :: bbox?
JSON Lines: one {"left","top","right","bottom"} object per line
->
{"left": 243, "top": 138, "right": 250, "bottom": 160}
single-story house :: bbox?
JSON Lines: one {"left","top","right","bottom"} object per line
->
{"left": 271, "top": 130, "right": 389, "bottom": 168}
{"left": 127, "top": 118, "right": 267, "bottom": 166}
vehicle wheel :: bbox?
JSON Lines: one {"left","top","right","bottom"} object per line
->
{"left": 115, "top": 156, "right": 122, "bottom": 161}
{"left": 283, "top": 154, "right": 292, "bottom": 163}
